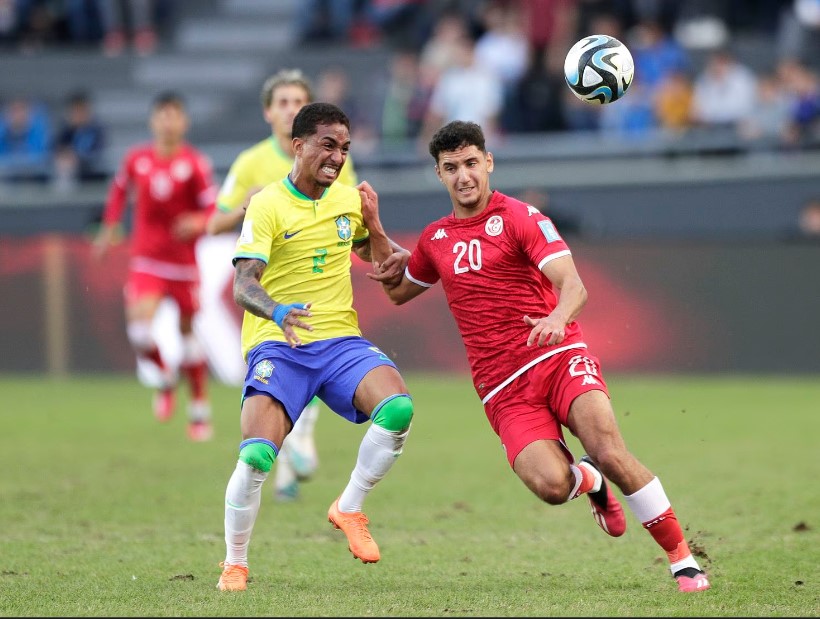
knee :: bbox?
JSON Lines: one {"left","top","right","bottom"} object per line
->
{"left": 588, "top": 444, "right": 630, "bottom": 479}
{"left": 371, "top": 394, "right": 413, "bottom": 432}
{"left": 526, "top": 471, "right": 570, "bottom": 506}
{"left": 126, "top": 321, "right": 154, "bottom": 352}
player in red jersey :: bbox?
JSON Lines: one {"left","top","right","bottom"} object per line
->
{"left": 361, "top": 120, "right": 711, "bottom": 593}
{"left": 93, "top": 91, "right": 216, "bottom": 442}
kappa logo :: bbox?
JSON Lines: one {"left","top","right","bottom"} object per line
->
{"left": 431, "top": 228, "right": 448, "bottom": 240}
{"left": 581, "top": 375, "right": 599, "bottom": 386}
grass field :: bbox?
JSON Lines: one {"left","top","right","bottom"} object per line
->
{"left": 0, "top": 372, "right": 817, "bottom": 617}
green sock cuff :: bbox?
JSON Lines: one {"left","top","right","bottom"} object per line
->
{"left": 238, "top": 439, "right": 277, "bottom": 473}
{"left": 372, "top": 394, "right": 414, "bottom": 432}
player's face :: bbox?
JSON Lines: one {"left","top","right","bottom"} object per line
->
{"left": 150, "top": 103, "right": 188, "bottom": 145}
{"left": 435, "top": 145, "right": 494, "bottom": 214}
{"left": 265, "top": 85, "right": 310, "bottom": 139}
{"left": 294, "top": 123, "right": 350, "bottom": 188}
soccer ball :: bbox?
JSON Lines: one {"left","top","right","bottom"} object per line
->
{"left": 563, "top": 34, "right": 634, "bottom": 104}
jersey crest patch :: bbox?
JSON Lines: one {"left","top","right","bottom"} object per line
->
{"left": 538, "top": 220, "right": 561, "bottom": 243}
{"left": 336, "top": 215, "right": 352, "bottom": 241}
{"left": 485, "top": 215, "right": 503, "bottom": 237}
{"left": 253, "top": 359, "right": 274, "bottom": 384}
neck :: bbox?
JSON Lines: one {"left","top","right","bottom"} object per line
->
{"left": 155, "top": 140, "right": 180, "bottom": 158}
{"left": 288, "top": 170, "right": 325, "bottom": 201}
{"left": 453, "top": 190, "right": 493, "bottom": 219}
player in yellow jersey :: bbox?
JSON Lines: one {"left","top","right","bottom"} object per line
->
{"left": 216, "top": 102, "right": 413, "bottom": 592}
{"left": 207, "top": 69, "right": 358, "bottom": 501}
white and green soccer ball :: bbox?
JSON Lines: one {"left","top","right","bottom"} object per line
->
{"left": 564, "top": 34, "right": 634, "bottom": 104}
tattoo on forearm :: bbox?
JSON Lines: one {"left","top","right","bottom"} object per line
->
{"left": 234, "top": 259, "right": 276, "bottom": 319}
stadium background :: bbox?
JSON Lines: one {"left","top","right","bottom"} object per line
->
{"left": 1, "top": 0, "right": 819, "bottom": 378}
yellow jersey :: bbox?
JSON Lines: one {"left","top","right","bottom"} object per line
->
{"left": 216, "top": 136, "right": 358, "bottom": 214}
{"left": 234, "top": 176, "right": 369, "bottom": 359}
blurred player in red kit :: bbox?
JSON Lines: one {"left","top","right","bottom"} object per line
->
{"left": 93, "top": 91, "right": 216, "bottom": 442}
{"left": 363, "top": 120, "right": 711, "bottom": 593}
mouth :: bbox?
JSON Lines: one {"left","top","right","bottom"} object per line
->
{"left": 320, "top": 165, "right": 338, "bottom": 178}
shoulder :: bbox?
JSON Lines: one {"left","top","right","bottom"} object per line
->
{"left": 329, "top": 181, "right": 361, "bottom": 203}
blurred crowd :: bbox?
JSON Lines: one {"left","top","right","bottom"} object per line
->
{"left": 2, "top": 0, "right": 820, "bottom": 190}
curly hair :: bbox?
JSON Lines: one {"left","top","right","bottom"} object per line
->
{"left": 428, "top": 121, "right": 486, "bottom": 161}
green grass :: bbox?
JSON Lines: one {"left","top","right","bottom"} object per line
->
{"left": 0, "top": 373, "right": 817, "bottom": 616}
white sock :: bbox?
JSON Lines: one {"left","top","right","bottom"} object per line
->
{"left": 291, "top": 399, "right": 320, "bottom": 438}
{"left": 338, "top": 423, "right": 410, "bottom": 513}
{"left": 224, "top": 460, "right": 268, "bottom": 568}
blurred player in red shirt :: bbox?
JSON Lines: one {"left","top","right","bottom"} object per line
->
{"left": 362, "top": 120, "right": 711, "bottom": 594}
{"left": 93, "top": 91, "right": 216, "bottom": 442}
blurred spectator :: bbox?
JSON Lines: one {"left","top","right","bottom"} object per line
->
{"left": 690, "top": 47, "right": 758, "bottom": 131}
{"left": 63, "top": 0, "right": 104, "bottom": 45}
{"left": 518, "top": 0, "right": 577, "bottom": 59}
{"left": 363, "top": 0, "right": 433, "bottom": 50}
{"left": 0, "top": 95, "right": 51, "bottom": 182}
{"left": 379, "top": 48, "right": 433, "bottom": 142}
{"left": 628, "top": 18, "right": 690, "bottom": 96}
{"left": 0, "top": 0, "right": 19, "bottom": 48}
{"left": 504, "top": 45, "right": 568, "bottom": 133}
{"left": 52, "top": 90, "right": 107, "bottom": 192}
{"left": 738, "top": 70, "right": 793, "bottom": 148}
{"left": 420, "top": 34, "right": 504, "bottom": 146}
{"left": 97, "top": 0, "right": 159, "bottom": 56}
{"left": 785, "top": 197, "right": 820, "bottom": 240}
{"left": 653, "top": 69, "right": 695, "bottom": 134}
{"left": 419, "top": 10, "right": 472, "bottom": 82}
{"left": 777, "top": 58, "right": 820, "bottom": 147}
{"left": 599, "top": 80, "right": 656, "bottom": 138}
{"left": 295, "top": 0, "right": 357, "bottom": 45}
{"left": 474, "top": 1, "right": 530, "bottom": 90}
{"left": 15, "top": 0, "right": 61, "bottom": 52}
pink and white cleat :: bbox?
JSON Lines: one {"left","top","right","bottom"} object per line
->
{"left": 580, "top": 455, "right": 627, "bottom": 537}
{"left": 153, "top": 388, "right": 175, "bottom": 422}
{"left": 674, "top": 568, "right": 711, "bottom": 592}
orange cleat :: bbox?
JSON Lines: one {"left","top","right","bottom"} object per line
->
{"left": 216, "top": 561, "right": 248, "bottom": 591}
{"left": 327, "top": 498, "right": 380, "bottom": 563}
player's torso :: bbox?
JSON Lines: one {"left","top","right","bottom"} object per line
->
{"left": 240, "top": 180, "right": 365, "bottom": 351}
{"left": 130, "top": 146, "right": 201, "bottom": 224}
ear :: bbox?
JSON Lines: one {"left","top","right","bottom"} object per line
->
{"left": 293, "top": 137, "right": 303, "bottom": 156}
{"left": 486, "top": 151, "right": 494, "bottom": 174}
{"left": 434, "top": 165, "right": 443, "bottom": 182}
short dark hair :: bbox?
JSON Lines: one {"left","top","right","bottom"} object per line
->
{"left": 428, "top": 121, "right": 486, "bottom": 161}
{"left": 292, "top": 102, "right": 349, "bottom": 139}
{"left": 152, "top": 91, "right": 186, "bottom": 110}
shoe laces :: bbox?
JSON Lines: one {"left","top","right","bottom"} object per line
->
{"left": 343, "top": 512, "right": 373, "bottom": 541}
{"left": 219, "top": 561, "right": 247, "bottom": 583}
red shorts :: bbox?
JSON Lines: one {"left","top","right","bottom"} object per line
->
{"left": 484, "top": 348, "right": 610, "bottom": 469}
{"left": 124, "top": 270, "right": 200, "bottom": 317}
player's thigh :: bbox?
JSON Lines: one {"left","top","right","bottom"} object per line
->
{"left": 124, "top": 272, "right": 166, "bottom": 322}
{"left": 169, "top": 279, "right": 200, "bottom": 333}
{"left": 240, "top": 392, "right": 293, "bottom": 447}
{"left": 353, "top": 364, "right": 408, "bottom": 414}
{"left": 567, "top": 389, "right": 627, "bottom": 455}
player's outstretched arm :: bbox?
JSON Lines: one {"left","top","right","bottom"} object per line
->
{"left": 233, "top": 258, "right": 313, "bottom": 348}
{"left": 207, "top": 206, "right": 245, "bottom": 235}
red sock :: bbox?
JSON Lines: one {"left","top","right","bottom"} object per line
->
{"left": 643, "top": 507, "right": 692, "bottom": 562}
{"left": 181, "top": 360, "right": 208, "bottom": 401}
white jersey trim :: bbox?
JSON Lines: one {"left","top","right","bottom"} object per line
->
{"left": 537, "top": 249, "right": 571, "bottom": 271}
{"left": 481, "top": 342, "right": 588, "bottom": 405}
{"left": 405, "top": 267, "right": 434, "bottom": 288}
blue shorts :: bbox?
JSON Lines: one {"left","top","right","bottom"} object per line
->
{"left": 243, "top": 336, "right": 398, "bottom": 425}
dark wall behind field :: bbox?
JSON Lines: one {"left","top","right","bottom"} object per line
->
{"left": 2, "top": 235, "right": 818, "bottom": 376}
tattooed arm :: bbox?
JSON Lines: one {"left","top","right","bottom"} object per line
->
{"left": 233, "top": 258, "right": 313, "bottom": 347}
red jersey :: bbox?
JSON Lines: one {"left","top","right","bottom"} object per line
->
{"left": 407, "top": 190, "right": 587, "bottom": 402}
{"left": 102, "top": 142, "right": 216, "bottom": 280}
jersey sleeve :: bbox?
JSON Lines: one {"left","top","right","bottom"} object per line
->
{"left": 101, "top": 149, "right": 133, "bottom": 226}
{"left": 233, "top": 190, "right": 275, "bottom": 265}
{"left": 405, "top": 231, "right": 440, "bottom": 287}
{"left": 216, "top": 151, "right": 251, "bottom": 213}
{"left": 515, "top": 205, "right": 572, "bottom": 270}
